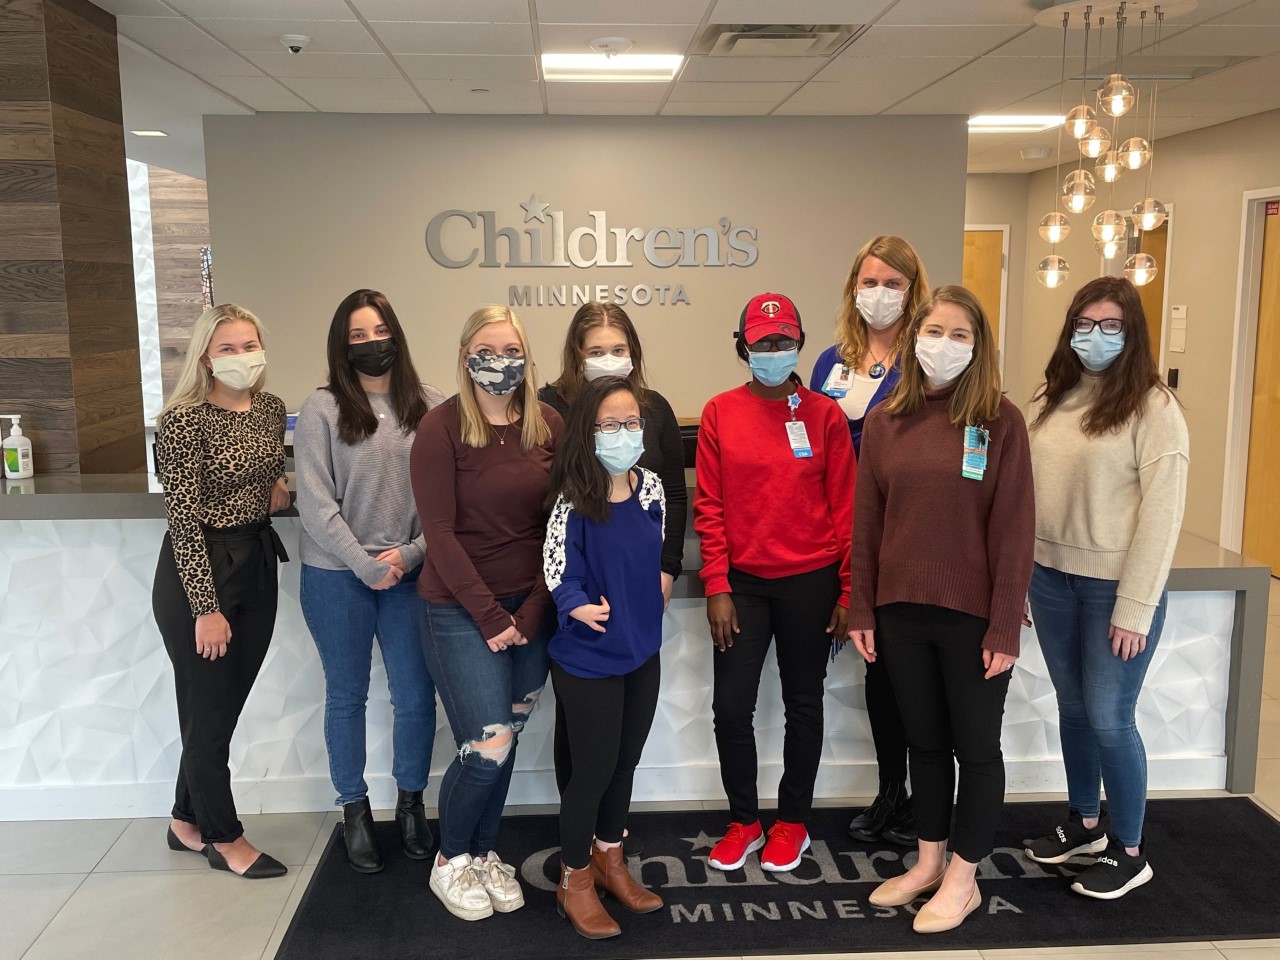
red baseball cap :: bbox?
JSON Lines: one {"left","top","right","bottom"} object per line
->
{"left": 738, "top": 293, "right": 802, "bottom": 344}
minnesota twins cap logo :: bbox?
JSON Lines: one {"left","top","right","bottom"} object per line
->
{"left": 761, "top": 300, "right": 781, "bottom": 316}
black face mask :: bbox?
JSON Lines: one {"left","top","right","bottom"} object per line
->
{"left": 348, "top": 338, "right": 398, "bottom": 377}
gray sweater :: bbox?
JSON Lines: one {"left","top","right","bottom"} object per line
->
{"left": 295, "top": 386, "right": 446, "bottom": 586}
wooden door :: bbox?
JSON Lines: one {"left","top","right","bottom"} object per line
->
{"left": 963, "top": 229, "right": 1005, "bottom": 347}
{"left": 1242, "top": 203, "right": 1280, "bottom": 571}
{"left": 1138, "top": 223, "right": 1169, "bottom": 362}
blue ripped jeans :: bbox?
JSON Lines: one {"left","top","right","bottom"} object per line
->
{"left": 419, "top": 592, "right": 551, "bottom": 859}
{"left": 1028, "top": 563, "right": 1167, "bottom": 848}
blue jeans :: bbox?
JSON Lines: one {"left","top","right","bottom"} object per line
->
{"left": 300, "top": 564, "right": 436, "bottom": 806}
{"left": 420, "top": 593, "right": 551, "bottom": 859}
{"left": 1028, "top": 563, "right": 1167, "bottom": 848}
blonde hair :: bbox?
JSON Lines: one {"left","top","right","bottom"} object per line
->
{"left": 159, "top": 303, "right": 267, "bottom": 421}
{"left": 456, "top": 305, "right": 550, "bottom": 450}
{"left": 835, "top": 235, "right": 931, "bottom": 368}
{"left": 884, "top": 285, "right": 1003, "bottom": 426}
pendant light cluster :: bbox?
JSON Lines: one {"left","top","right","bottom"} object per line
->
{"left": 1037, "top": 3, "right": 1170, "bottom": 288}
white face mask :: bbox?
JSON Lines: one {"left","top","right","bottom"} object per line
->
{"left": 856, "top": 286, "right": 907, "bottom": 330}
{"left": 209, "top": 350, "right": 267, "bottom": 391}
{"left": 915, "top": 336, "right": 973, "bottom": 387}
{"left": 583, "top": 354, "right": 633, "bottom": 382}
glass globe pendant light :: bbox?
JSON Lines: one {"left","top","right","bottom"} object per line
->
{"left": 1096, "top": 149, "right": 1123, "bottom": 183}
{"left": 1132, "top": 197, "right": 1167, "bottom": 232}
{"left": 1061, "top": 169, "right": 1097, "bottom": 214}
{"left": 1079, "top": 124, "right": 1111, "bottom": 159}
{"left": 1099, "top": 73, "right": 1136, "bottom": 117}
{"left": 1039, "top": 212, "right": 1072, "bottom": 244}
{"left": 1095, "top": 238, "right": 1125, "bottom": 259}
{"left": 1037, "top": 254, "right": 1070, "bottom": 289}
{"left": 1092, "top": 209, "right": 1128, "bottom": 244}
{"left": 1125, "top": 252, "right": 1158, "bottom": 286}
{"left": 1119, "top": 136, "right": 1151, "bottom": 170}
{"left": 1065, "top": 104, "right": 1097, "bottom": 140}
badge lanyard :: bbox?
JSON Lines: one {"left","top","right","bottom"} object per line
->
{"left": 822, "top": 363, "right": 853, "bottom": 398}
{"left": 785, "top": 392, "right": 812, "bottom": 459}
{"left": 962, "top": 422, "right": 990, "bottom": 480}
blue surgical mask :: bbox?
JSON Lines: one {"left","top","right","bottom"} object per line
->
{"left": 748, "top": 348, "right": 799, "bottom": 387}
{"left": 1070, "top": 329, "right": 1125, "bottom": 372}
{"left": 595, "top": 429, "right": 644, "bottom": 476}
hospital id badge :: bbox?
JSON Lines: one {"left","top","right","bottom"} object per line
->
{"left": 823, "top": 364, "right": 853, "bottom": 398}
{"left": 962, "top": 425, "right": 989, "bottom": 480}
{"left": 786, "top": 420, "right": 813, "bottom": 458}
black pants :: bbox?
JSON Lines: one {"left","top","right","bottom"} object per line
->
{"left": 865, "top": 655, "right": 909, "bottom": 788}
{"left": 712, "top": 564, "right": 839, "bottom": 825}
{"left": 876, "top": 602, "right": 1012, "bottom": 863}
{"left": 152, "top": 521, "right": 285, "bottom": 844}
{"left": 552, "top": 654, "right": 661, "bottom": 870}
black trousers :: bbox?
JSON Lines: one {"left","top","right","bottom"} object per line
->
{"left": 876, "top": 602, "right": 1012, "bottom": 863}
{"left": 152, "top": 521, "right": 285, "bottom": 844}
{"left": 552, "top": 654, "right": 661, "bottom": 870}
{"left": 865, "top": 655, "right": 909, "bottom": 787}
{"left": 712, "top": 564, "right": 839, "bottom": 825}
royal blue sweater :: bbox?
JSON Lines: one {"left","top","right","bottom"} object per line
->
{"left": 809, "top": 344, "right": 901, "bottom": 458}
{"left": 544, "top": 467, "right": 665, "bottom": 679}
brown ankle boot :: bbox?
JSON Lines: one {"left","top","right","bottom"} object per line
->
{"left": 557, "top": 861, "right": 620, "bottom": 940}
{"left": 590, "top": 844, "right": 663, "bottom": 913}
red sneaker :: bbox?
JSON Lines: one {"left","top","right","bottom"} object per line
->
{"left": 760, "top": 821, "right": 810, "bottom": 872}
{"left": 707, "top": 821, "right": 765, "bottom": 871}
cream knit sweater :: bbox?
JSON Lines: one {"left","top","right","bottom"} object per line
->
{"left": 1028, "top": 376, "right": 1189, "bottom": 634}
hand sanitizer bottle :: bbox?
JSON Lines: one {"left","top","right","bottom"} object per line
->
{"left": 2, "top": 415, "right": 34, "bottom": 479}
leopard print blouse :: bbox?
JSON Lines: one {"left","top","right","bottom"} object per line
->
{"left": 156, "top": 393, "right": 287, "bottom": 617}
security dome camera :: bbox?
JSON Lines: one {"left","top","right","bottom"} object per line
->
{"left": 280, "top": 34, "right": 311, "bottom": 54}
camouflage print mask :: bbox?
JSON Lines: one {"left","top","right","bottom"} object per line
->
{"left": 466, "top": 354, "right": 527, "bottom": 396}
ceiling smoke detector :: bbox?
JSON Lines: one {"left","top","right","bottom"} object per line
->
{"left": 588, "top": 37, "right": 634, "bottom": 57}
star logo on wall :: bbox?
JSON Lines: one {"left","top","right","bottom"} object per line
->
{"left": 683, "top": 831, "right": 719, "bottom": 851}
{"left": 520, "top": 194, "right": 550, "bottom": 223}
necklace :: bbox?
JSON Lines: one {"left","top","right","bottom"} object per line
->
{"left": 867, "top": 348, "right": 888, "bottom": 379}
{"left": 493, "top": 423, "right": 514, "bottom": 445}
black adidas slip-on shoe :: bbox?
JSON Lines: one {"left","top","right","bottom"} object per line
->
{"left": 1024, "top": 809, "right": 1108, "bottom": 864}
{"left": 1070, "top": 837, "right": 1154, "bottom": 900}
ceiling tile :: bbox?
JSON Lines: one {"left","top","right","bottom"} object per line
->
{"left": 91, "top": 0, "right": 178, "bottom": 16}
{"left": 539, "top": 0, "right": 708, "bottom": 24}
{"left": 116, "top": 17, "right": 227, "bottom": 52}
{"left": 174, "top": 51, "right": 267, "bottom": 77}
{"left": 282, "top": 76, "right": 422, "bottom": 100}
{"left": 537, "top": 23, "right": 696, "bottom": 55}
{"left": 238, "top": 95, "right": 317, "bottom": 112}
{"left": 679, "top": 56, "right": 820, "bottom": 82}
{"left": 878, "top": 0, "right": 1036, "bottom": 25}
{"left": 368, "top": 21, "right": 534, "bottom": 55}
{"left": 772, "top": 80, "right": 904, "bottom": 114}
{"left": 1206, "top": 1, "right": 1280, "bottom": 25}
{"left": 1153, "top": 53, "right": 1280, "bottom": 100}
{"left": 547, "top": 101, "right": 663, "bottom": 115}
{"left": 395, "top": 54, "right": 538, "bottom": 80}
{"left": 352, "top": 0, "right": 530, "bottom": 21}
{"left": 947, "top": 55, "right": 1067, "bottom": 83}
{"left": 167, "top": 0, "right": 356, "bottom": 18}
{"left": 199, "top": 76, "right": 298, "bottom": 100}
{"left": 546, "top": 82, "right": 674, "bottom": 101}
{"left": 314, "top": 98, "right": 430, "bottom": 112}
{"left": 709, "top": 0, "right": 892, "bottom": 24}
{"left": 241, "top": 51, "right": 401, "bottom": 78}
{"left": 428, "top": 94, "right": 543, "bottom": 114}
{"left": 412, "top": 78, "right": 540, "bottom": 100}
{"left": 818, "top": 54, "right": 969, "bottom": 83}
{"left": 1147, "top": 24, "right": 1280, "bottom": 56}
{"left": 669, "top": 80, "right": 796, "bottom": 101}
{"left": 196, "top": 18, "right": 381, "bottom": 53}
{"left": 884, "top": 81, "right": 1039, "bottom": 115}
{"left": 845, "top": 24, "right": 1026, "bottom": 58}
{"left": 985, "top": 25, "right": 1084, "bottom": 57}
{"left": 661, "top": 100, "right": 779, "bottom": 114}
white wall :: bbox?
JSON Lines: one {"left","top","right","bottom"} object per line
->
{"left": 203, "top": 113, "right": 968, "bottom": 417}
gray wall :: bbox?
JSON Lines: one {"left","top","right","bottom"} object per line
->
{"left": 203, "top": 113, "right": 968, "bottom": 416}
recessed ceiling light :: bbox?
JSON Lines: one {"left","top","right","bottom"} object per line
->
{"left": 541, "top": 53, "right": 683, "bottom": 83}
{"left": 130, "top": 130, "right": 168, "bottom": 137}
{"left": 968, "top": 115, "right": 1064, "bottom": 133}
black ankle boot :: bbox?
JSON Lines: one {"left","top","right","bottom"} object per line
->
{"left": 340, "top": 798, "right": 383, "bottom": 874}
{"left": 881, "top": 794, "right": 918, "bottom": 847}
{"left": 396, "top": 789, "right": 434, "bottom": 860}
{"left": 848, "top": 781, "right": 908, "bottom": 842}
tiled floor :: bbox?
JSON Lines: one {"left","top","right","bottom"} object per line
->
{"left": 4, "top": 578, "right": 1277, "bottom": 960}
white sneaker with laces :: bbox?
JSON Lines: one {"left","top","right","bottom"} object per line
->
{"left": 473, "top": 851, "right": 525, "bottom": 913}
{"left": 429, "top": 852, "right": 493, "bottom": 921}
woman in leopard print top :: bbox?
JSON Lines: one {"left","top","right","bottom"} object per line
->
{"left": 152, "top": 303, "right": 291, "bottom": 881}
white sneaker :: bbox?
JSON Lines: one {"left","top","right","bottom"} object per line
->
{"left": 472, "top": 851, "right": 525, "bottom": 913}
{"left": 429, "top": 853, "right": 493, "bottom": 921}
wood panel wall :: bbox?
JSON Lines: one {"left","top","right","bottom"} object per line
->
{"left": 0, "top": 0, "right": 144, "bottom": 474}
{"left": 146, "top": 164, "right": 209, "bottom": 397}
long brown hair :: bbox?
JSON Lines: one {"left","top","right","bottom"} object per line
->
{"left": 885, "top": 285, "right": 1003, "bottom": 425}
{"left": 1030, "top": 276, "right": 1174, "bottom": 437}
{"left": 545, "top": 376, "right": 636, "bottom": 524}
{"left": 835, "top": 235, "right": 931, "bottom": 367}
{"left": 550, "top": 301, "right": 650, "bottom": 408}
{"left": 324, "top": 289, "right": 429, "bottom": 445}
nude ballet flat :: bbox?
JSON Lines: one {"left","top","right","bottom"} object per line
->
{"left": 868, "top": 868, "right": 946, "bottom": 907}
{"left": 912, "top": 884, "right": 981, "bottom": 934}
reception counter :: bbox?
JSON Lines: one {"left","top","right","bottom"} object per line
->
{"left": 0, "top": 472, "right": 1271, "bottom": 821}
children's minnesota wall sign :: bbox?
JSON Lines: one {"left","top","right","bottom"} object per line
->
{"left": 425, "top": 194, "right": 760, "bottom": 308}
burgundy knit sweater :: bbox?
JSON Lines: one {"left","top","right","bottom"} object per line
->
{"left": 848, "top": 384, "right": 1035, "bottom": 656}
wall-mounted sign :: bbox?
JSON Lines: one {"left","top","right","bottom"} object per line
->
{"left": 425, "top": 195, "right": 759, "bottom": 307}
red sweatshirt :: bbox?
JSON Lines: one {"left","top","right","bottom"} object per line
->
{"left": 695, "top": 383, "right": 855, "bottom": 606}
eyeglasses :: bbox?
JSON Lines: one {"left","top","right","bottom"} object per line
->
{"left": 595, "top": 417, "right": 645, "bottom": 434}
{"left": 1072, "top": 317, "right": 1125, "bottom": 335}
{"left": 745, "top": 338, "right": 799, "bottom": 354}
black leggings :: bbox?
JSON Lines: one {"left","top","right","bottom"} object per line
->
{"left": 553, "top": 654, "right": 661, "bottom": 870}
{"left": 865, "top": 655, "right": 909, "bottom": 788}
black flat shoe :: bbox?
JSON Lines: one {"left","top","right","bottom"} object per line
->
{"left": 395, "top": 790, "right": 434, "bottom": 860}
{"left": 166, "top": 825, "right": 207, "bottom": 856}
{"left": 206, "top": 843, "right": 288, "bottom": 879}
